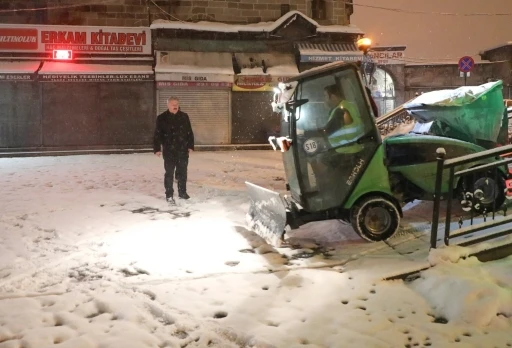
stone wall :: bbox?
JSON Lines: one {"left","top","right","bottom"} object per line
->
{"left": 0, "top": 0, "right": 349, "bottom": 26}
{"left": 0, "top": 0, "right": 167, "bottom": 26}
{"left": 403, "top": 62, "right": 502, "bottom": 99}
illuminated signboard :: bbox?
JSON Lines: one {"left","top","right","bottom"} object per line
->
{"left": 53, "top": 49, "right": 72, "bottom": 60}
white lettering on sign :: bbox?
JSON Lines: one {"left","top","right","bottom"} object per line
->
{"left": 181, "top": 76, "right": 208, "bottom": 81}
{"left": 0, "top": 36, "right": 36, "bottom": 43}
{"left": 0, "top": 25, "right": 151, "bottom": 55}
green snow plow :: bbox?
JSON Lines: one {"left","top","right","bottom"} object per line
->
{"left": 246, "top": 61, "right": 509, "bottom": 247}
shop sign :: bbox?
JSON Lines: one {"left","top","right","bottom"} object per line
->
{"left": 0, "top": 73, "right": 36, "bottom": 81}
{"left": 39, "top": 73, "right": 154, "bottom": 83}
{"left": 0, "top": 25, "right": 151, "bottom": 55}
{"left": 232, "top": 75, "right": 289, "bottom": 92}
{"left": 368, "top": 50, "right": 405, "bottom": 65}
{"left": 300, "top": 55, "right": 362, "bottom": 63}
{"left": 156, "top": 81, "right": 232, "bottom": 88}
{"left": 155, "top": 72, "right": 233, "bottom": 84}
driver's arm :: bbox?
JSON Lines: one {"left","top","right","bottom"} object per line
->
{"left": 325, "top": 107, "right": 353, "bottom": 134}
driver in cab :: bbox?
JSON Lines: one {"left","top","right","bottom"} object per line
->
{"left": 323, "top": 84, "right": 354, "bottom": 133}
{"left": 322, "top": 84, "right": 362, "bottom": 155}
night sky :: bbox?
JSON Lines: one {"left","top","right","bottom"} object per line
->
{"left": 351, "top": 0, "right": 512, "bottom": 62}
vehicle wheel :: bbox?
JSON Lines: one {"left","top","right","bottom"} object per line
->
{"left": 350, "top": 196, "right": 401, "bottom": 242}
{"left": 461, "top": 172, "right": 506, "bottom": 214}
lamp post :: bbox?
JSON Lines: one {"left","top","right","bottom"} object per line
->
{"left": 357, "top": 37, "right": 375, "bottom": 88}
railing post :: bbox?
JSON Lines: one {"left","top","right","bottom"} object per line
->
{"left": 431, "top": 147, "right": 446, "bottom": 249}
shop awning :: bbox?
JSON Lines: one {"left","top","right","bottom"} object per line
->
{"left": 297, "top": 43, "right": 363, "bottom": 63}
{"left": 155, "top": 51, "right": 234, "bottom": 85}
{"left": 232, "top": 53, "right": 298, "bottom": 91}
{"left": 38, "top": 62, "right": 154, "bottom": 82}
{"left": 0, "top": 61, "right": 41, "bottom": 81}
{"left": 234, "top": 53, "right": 298, "bottom": 77}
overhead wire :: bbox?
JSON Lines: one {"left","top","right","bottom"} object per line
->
{"left": 148, "top": 0, "right": 187, "bottom": 23}
{"left": 0, "top": 0, "right": 120, "bottom": 13}
{"left": 342, "top": 0, "right": 512, "bottom": 16}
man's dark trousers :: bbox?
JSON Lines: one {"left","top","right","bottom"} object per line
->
{"left": 164, "top": 153, "right": 188, "bottom": 198}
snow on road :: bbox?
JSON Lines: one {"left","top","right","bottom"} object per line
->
{"left": 0, "top": 151, "right": 510, "bottom": 348}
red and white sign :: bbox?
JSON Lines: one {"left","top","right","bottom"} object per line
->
{"left": 157, "top": 81, "right": 232, "bottom": 88}
{"left": 156, "top": 72, "right": 233, "bottom": 88}
{"left": 0, "top": 28, "right": 38, "bottom": 50}
{"left": 369, "top": 50, "right": 405, "bottom": 65}
{"left": 39, "top": 74, "right": 154, "bottom": 83}
{"left": 0, "top": 25, "right": 150, "bottom": 55}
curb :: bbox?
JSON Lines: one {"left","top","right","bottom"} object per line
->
{"left": 383, "top": 242, "right": 512, "bottom": 281}
{"left": 0, "top": 145, "right": 273, "bottom": 158}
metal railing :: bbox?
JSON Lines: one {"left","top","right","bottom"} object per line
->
{"left": 431, "top": 144, "right": 512, "bottom": 248}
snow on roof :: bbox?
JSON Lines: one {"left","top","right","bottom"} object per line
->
{"left": 267, "top": 64, "right": 299, "bottom": 76}
{"left": 155, "top": 51, "right": 234, "bottom": 75}
{"left": 316, "top": 25, "right": 364, "bottom": 34}
{"left": 0, "top": 61, "right": 41, "bottom": 73}
{"left": 151, "top": 10, "right": 363, "bottom": 34}
{"left": 238, "top": 65, "right": 298, "bottom": 76}
{"left": 39, "top": 62, "right": 153, "bottom": 74}
{"left": 479, "top": 41, "right": 512, "bottom": 55}
{"left": 372, "top": 45, "right": 408, "bottom": 50}
{"left": 235, "top": 52, "right": 299, "bottom": 76}
{"left": 298, "top": 47, "right": 362, "bottom": 56}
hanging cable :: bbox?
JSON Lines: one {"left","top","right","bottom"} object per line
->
{"left": 0, "top": 0, "right": 120, "bottom": 13}
{"left": 149, "top": 0, "right": 188, "bottom": 23}
{"left": 341, "top": 0, "right": 512, "bottom": 16}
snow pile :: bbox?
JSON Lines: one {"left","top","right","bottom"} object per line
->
{"left": 410, "top": 255, "right": 512, "bottom": 327}
{"left": 404, "top": 80, "right": 502, "bottom": 108}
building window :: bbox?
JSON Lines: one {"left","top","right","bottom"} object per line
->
{"left": 311, "top": 0, "right": 326, "bottom": 20}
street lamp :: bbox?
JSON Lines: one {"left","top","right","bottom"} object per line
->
{"left": 357, "top": 37, "right": 375, "bottom": 88}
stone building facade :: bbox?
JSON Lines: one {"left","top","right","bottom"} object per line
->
{"left": 0, "top": 0, "right": 351, "bottom": 26}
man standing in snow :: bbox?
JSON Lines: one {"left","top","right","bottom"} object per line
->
{"left": 153, "top": 97, "right": 194, "bottom": 204}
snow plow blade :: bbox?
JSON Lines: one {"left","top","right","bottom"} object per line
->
{"left": 245, "top": 181, "right": 288, "bottom": 247}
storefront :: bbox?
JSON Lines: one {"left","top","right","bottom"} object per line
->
{"left": 0, "top": 61, "right": 41, "bottom": 147}
{"left": 231, "top": 53, "right": 299, "bottom": 143}
{"left": 154, "top": 51, "right": 234, "bottom": 145}
{"left": 0, "top": 24, "right": 154, "bottom": 149}
{"left": 38, "top": 62, "right": 154, "bottom": 146}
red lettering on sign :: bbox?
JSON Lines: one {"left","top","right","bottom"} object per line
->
{"left": 41, "top": 31, "right": 87, "bottom": 44}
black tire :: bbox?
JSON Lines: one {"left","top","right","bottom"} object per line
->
{"left": 350, "top": 196, "right": 401, "bottom": 242}
{"left": 460, "top": 171, "right": 506, "bottom": 214}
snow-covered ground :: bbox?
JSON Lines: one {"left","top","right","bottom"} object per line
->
{"left": 0, "top": 151, "right": 511, "bottom": 348}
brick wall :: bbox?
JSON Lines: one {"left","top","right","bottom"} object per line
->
{"left": 0, "top": 0, "right": 349, "bottom": 27}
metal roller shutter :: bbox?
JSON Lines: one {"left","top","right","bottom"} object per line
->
{"left": 157, "top": 89, "right": 230, "bottom": 145}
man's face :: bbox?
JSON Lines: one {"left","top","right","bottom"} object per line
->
{"left": 324, "top": 91, "right": 337, "bottom": 109}
{"left": 168, "top": 100, "right": 179, "bottom": 114}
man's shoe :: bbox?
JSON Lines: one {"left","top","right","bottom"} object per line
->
{"left": 178, "top": 193, "right": 190, "bottom": 200}
{"left": 166, "top": 196, "right": 175, "bottom": 204}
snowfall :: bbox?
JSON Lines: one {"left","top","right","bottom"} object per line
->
{"left": 0, "top": 150, "right": 511, "bottom": 348}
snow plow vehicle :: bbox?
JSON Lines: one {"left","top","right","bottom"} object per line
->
{"left": 245, "top": 52, "right": 510, "bottom": 247}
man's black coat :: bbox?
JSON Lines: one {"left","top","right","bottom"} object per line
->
{"left": 153, "top": 110, "right": 195, "bottom": 155}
